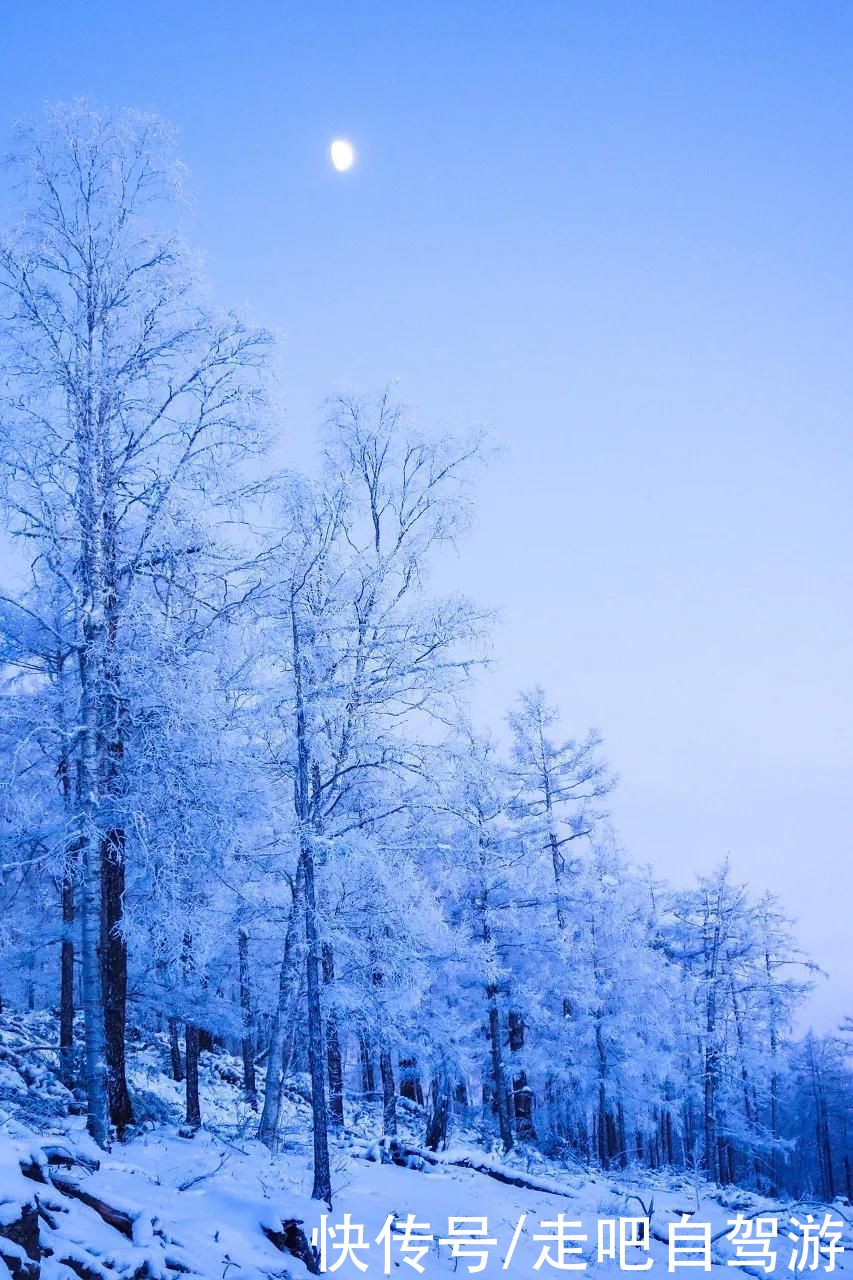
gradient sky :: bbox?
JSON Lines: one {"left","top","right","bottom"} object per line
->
{"left": 1, "top": 2, "right": 851, "bottom": 1029}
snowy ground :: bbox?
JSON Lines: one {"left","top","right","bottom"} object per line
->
{"left": 0, "top": 1014, "right": 849, "bottom": 1279}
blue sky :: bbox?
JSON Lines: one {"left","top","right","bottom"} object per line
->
{"left": 2, "top": 1, "right": 851, "bottom": 1027}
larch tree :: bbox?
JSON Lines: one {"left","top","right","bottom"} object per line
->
{"left": 436, "top": 723, "right": 532, "bottom": 1154}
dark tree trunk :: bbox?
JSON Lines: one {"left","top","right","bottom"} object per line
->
{"left": 815, "top": 1108, "right": 831, "bottom": 1201}
{"left": 60, "top": 874, "right": 75, "bottom": 1089}
{"left": 57, "top": 744, "right": 78, "bottom": 1092}
{"left": 604, "top": 1112, "right": 615, "bottom": 1162}
{"left": 99, "top": 513, "right": 133, "bottom": 1139}
{"left": 507, "top": 1010, "right": 536, "bottom": 1140}
{"left": 258, "top": 869, "right": 305, "bottom": 1148}
{"left": 301, "top": 843, "right": 332, "bottom": 1203}
{"left": 184, "top": 1023, "right": 201, "bottom": 1129}
{"left": 486, "top": 988, "right": 514, "bottom": 1153}
{"left": 359, "top": 1034, "right": 377, "bottom": 1100}
{"left": 617, "top": 1101, "right": 628, "bottom": 1168}
{"left": 700, "top": 913, "right": 725, "bottom": 1182}
{"left": 663, "top": 1108, "right": 674, "bottom": 1165}
{"left": 729, "top": 974, "right": 756, "bottom": 1180}
{"left": 399, "top": 1057, "right": 424, "bottom": 1106}
{"left": 168, "top": 1018, "right": 184, "bottom": 1082}
{"left": 101, "top": 828, "right": 134, "bottom": 1135}
{"left": 597, "top": 1082, "right": 608, "bottom": 1166}
{"left": 238, "top": 928, "right": 257, "bottom": 1109}
{"left": 765, "top": 949, "right": 781, "bottom": 1191}
{"left": 479, "top": 894, "right": 513, "bottom": 1154}
{"left": 425, "top": 1069, "right": 451, "bottom": 1151}
{"left": 595, "top": 1020, "right": 612, "bottom": 1167}
{"left": 379, "top": 1046, "right": 397, "bottom": 1137}
{"left": 684, "top": 1098, "right": 696, "bottom": 1166}
{"left": 291, "top": 601, "right": 332, "bottom": 1205}
{"left": 322, "top": 944, "right": 344, "bottom": 1128}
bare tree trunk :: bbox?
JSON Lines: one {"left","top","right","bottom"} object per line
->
{"left": 765, "top": 949, "right": 780, "bottom": 1191}
{"left": 184, "top": 1023, "right": 201, "bottom": 1129}
{"left": 78, "top": 643, "right": 110, "bottom": 1146}
{"left": 476, "top": 842, "right": 513, "bottom": 1154}
{"left": 322, "top": 943, "right": 344, "bottom": 1129}
{"left": 77, "top": 537, "right": 111, "bottom": 1148}
{"left": 95, "top": 455, "right": 134, "bottom": 1139}
{"left": 379, "top": 1047, "right": 397, "bottom": 1137}
{"left": 60, "top": 875, "right": 76, "bottom": 1088}
{"left": 80, "top": 846, "right": 109, "bottom": 1144}
{"left": 729, "top": 975, "right": 756, "bottom": 1179}
{"left": 617, "top": 1101, "right": 627, "bottom": 1168}
{"left": 594, "top": 1015, "right": 613, "bottom": 1167}
{"left": 507, "top": 1010, "right": 535, "bottom": 1140}
{"left": 486, "top": 987, "right": 514, "bottom": 1153}
{"left": 168, "top": 1019, "right": 183, "bottom": 1082}
{"left": 359, "top": 1034, "right": 377, "bottom": 1100}
{"left": 301, "top": 841, "right": 332, "bottom": 1202}
{"left": 258, "top": 869, "right": 305, "bottom": 1147}
{"left": 291, "top": 599, "right": 332, "bottom": 1204}
{"left": 703, "top": 924, "right": 721, "bottom": 1182}
{"left": 808, "top": 1039, "right": 835, "bottom": 1201}
{"left": 425, "top": 1065, "right": 451, "bottom": 1151}
{"left": 57, "top": 715, "right": 78, "bottom": 1092}
{"left": 703, "top": 1052, "right": 719, "bottom": 1179}
{"left": 101, "top": 828, "right": 134, "bottom": 1135}
{"left": 238, "top": 928, "right": 257, "bottom": 1109}
{"left": 69, "top": 204, "right": 113, "bottom": 1150}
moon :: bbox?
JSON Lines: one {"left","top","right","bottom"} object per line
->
{"left": 330, "top": 139, "right": 355, "bottom": 172}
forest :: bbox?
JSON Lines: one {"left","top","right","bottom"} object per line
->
{"left": 0, "top": 102, "right": 850, "bottom": 1219}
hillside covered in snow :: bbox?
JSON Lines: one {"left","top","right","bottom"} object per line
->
{"left": 0, "top": 1013, "right": 850, "bottom": 1280}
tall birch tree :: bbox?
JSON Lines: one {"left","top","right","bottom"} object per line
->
{"left": 0, "top": 101, "right": 269, "bottom": 1142}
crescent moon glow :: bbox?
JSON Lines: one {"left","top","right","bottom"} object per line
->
{"left": 330, "top": 139, "right": 355, "bottom": 172}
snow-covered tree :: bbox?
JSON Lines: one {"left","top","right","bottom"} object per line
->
{"left": 255, "top": 393, "right": 486, "bottom": 1198}
{"left": 0, "top": 101, "right": 269, "bottom": 1141}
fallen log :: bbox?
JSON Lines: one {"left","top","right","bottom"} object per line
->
{"left": 14, "top": 1145, "right": 208, "bottom": 1279}
{"left": 20, "top": 1152, "right": 137, "bottom": 1240}
{"left": 45, "top": 1173, "right": 135, "bottom": 1239}
{"left": 374, "top": 1140, "right": 584, "bottom": 1198}
{"left": 451, "top": 1156, "right": 571, "bottom": 1193}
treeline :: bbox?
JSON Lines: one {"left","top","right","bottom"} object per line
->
{"left": 0, "top": 103, "right": 849, "bottom": 1207}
